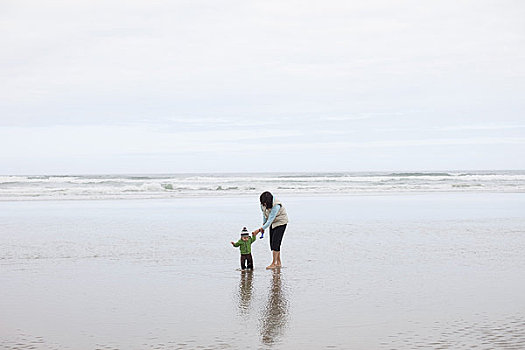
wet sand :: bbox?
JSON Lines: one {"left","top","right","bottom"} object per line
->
{"left": 1, "top": 193, "right": 525, "bottom": 349}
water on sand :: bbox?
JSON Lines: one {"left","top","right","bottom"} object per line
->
{"left": 1, "top": 193, "right": 525, "bottom": 349}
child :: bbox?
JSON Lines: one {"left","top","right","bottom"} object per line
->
{"left": 231, "top": 227, "right": 257, "bottom": 270}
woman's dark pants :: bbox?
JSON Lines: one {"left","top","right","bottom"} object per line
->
{"left": 270, "top": 224, "right": 287, "bottom": 251}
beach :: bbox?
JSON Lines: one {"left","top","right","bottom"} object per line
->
{"left": 1, "top": 192, "right": 525, "bottom": 349}
{"left": 3, "top": 0, "right": 524, "bottom": 347}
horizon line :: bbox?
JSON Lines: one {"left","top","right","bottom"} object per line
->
{"left": 2, "top": 169, "right": 524, "bottom": 177}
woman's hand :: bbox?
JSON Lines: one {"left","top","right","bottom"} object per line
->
{"left": 230, "top": 241, "right": 235, "bottom": 245}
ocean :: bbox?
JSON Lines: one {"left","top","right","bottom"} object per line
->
{"left": 1, "top": 172, "right": 525, "bottom": 349}
{"left": 1, "top": 170, "right": 524, "bottom": 201}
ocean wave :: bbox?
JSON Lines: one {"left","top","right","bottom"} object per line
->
{"left": 388, "top": 172, "right": 452, "bottom": 177}
{"left": 1, "top": 171, "right": 524, "bottom": 200}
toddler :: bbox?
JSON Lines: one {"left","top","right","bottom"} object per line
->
{"left": 231, "top": 227, "right": 257, "bottom": 270}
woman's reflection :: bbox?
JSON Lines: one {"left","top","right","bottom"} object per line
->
{"left": 237, "top": 270, "right": 254, "bottom": 316}
{"left": 260, "top": 269, "right": 289, "bottom": 346}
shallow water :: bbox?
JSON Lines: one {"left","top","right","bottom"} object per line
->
{"left": 1, "top": 193, "right": 525, "bottom": 349}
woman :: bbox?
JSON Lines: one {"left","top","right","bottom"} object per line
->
{"left": 253, "top": 191, "right": 288, "bottom": 269}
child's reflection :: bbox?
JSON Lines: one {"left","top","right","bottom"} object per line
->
{"left": 260, "top": 269, "right": 288, "bottom": 346}
{"left": 238, "top": 270, "right": 254, "bottom": 316}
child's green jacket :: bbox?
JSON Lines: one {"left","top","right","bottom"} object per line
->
{"left": 233, "top": 236, "right": 256, "bottom": 254}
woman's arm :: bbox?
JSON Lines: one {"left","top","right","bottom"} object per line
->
{"left": 253, "top": 204, "right": 270, "bottom": 235}
{"left": 261, "top": 205, "right": 268, "bottom": 226}
{"left": 261, "top": 204, "right": 281, "bottom": 230}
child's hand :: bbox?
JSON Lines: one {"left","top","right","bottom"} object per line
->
{"left": 230, "top": 241, "right": 235, "bottom": 245}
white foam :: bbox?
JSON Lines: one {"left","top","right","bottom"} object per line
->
{"left": 1, "top": 172, "right": 524, "bottom": 200}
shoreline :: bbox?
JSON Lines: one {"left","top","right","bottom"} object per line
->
{"left": 2, "top": 189, "right": 525, "bottom": 203}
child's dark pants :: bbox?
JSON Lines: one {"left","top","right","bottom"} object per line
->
{"left": 240, "top": 253, "right": 253, "bottom": 270}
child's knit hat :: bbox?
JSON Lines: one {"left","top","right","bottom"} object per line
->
{"left": 241, "top": 227, "right": 249, "bottom": 237}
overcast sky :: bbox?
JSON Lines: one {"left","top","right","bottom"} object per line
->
{"left": 1, "top": 0, "right": 524, "bottom": 174}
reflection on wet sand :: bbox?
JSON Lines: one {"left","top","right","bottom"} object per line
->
{"left": 260, "top": 268, "right": 289, "bottom": 346}
{"left": 237, "top": 270, "right": 254, "bottom": 315}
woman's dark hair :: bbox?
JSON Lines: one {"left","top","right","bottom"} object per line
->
{"left": 260, "top": 191, "right": 273, "bottom": 209}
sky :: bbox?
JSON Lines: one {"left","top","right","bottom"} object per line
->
{"left": 1, "top": 0, "right": 524, "bottom": 174}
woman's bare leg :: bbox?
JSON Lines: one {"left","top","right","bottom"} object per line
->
{"left": 266, "top": 251, "right": 278, "bottom": 269}
{"left": 275, "top": 251, "right": 281, "bottom": 267}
